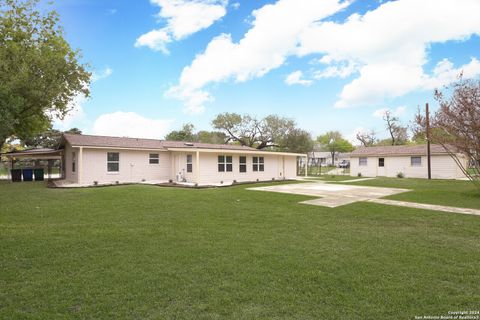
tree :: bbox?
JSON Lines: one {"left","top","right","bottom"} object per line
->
{"left": 356, "top": 130, "right": 377, "bottom": 147}
{"left": 317, "top": 131, "right": 354, "bottom": 165}
{"left": 22, "top": 128, "right": 82, "bottom": 149}
{"left": 0, "top": 0, "right": 91, "bottom": 151}
{"left": 279, "top": 128, "right": 313, "bottom": 153}
{"left": 196, "top": 130, "right": 227, "bottom": 144}
{"left": 414, "top": 77, "right": 480, "bottom": 190}
{"left": 383, "top": 110, "right": 408, "bottom": 145}
{"left": 212, "top": 113, "right": 296, "bottom": 149}
{"left": 164, "top": 123, "right": 196, "bottom": 142}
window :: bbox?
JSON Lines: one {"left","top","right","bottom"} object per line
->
{"left": 107, "top": 152, "right": 119, "bottom": 172}
{"left": 359, "top": 157, "right": 368, "bottom": 166}
{"left": 186, "top": 154, "right": 193, "bottom": 173}
{"left": 218, "top": 155, "right": 232, "bottom": 172}
{"left": 239, "top": 156, "right": 247, "bottom": 173}
{"left": 149, "top": 153, "right": 159, "bottom": 164}
{"left": 378, "top": 158, "right": 385, "bottom": 167}
{"left": 253, "top": 157, "right": 264, "bottom": 172}
{"left": 411, "top": 156, "right": 422, "bottom": 166}
{"left": 72, "top": 152, "right": 76, "bottom": 172}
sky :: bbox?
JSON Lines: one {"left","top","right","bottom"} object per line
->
{"left": 49, "top": 0, "right": 480, "bottom": 145}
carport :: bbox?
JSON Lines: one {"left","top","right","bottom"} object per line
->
{"left": 1, "top": 148, "right": 64, "bottom": 181}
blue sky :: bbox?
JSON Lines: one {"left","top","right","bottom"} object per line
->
{"left": 50, "top": 0, "right": 480, "bottom": 144}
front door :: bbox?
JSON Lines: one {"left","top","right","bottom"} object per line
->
{"left": 377, "top": 157, "right": 386, "bottom": 176}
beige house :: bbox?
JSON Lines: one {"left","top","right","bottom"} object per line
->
{"left": 350, "top": 144, "right": 467, "bottom": 179}
{"left": 61, "top": 134, "right": 306, "bottom": 186}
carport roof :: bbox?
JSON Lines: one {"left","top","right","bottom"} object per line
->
{"left": 1, "top": 148, "right": 63, "bottom": 158}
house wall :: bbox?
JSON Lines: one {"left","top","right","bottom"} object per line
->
{"left": 350, "top": 154, "right": 467, "bottom": 179}
{"left": 195, "top": 153, "right": 297, "bottom": 184}
{"left": 79, "top": 148, "right": 171, "bottom": 184}
{"left": 64, "top": 143, "right": 79, "bottom": 183}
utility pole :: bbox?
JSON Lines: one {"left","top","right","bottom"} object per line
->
{"left": 426, "top": 103, "right": 432, "bottom": 180}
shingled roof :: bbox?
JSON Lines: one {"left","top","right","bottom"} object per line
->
{"left": 351, "top": 144, "right": 451, "bottom": 157}
{"left": 63, "top": 134, "right": 258, "bottom": 151}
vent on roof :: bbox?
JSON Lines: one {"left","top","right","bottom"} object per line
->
{"left": 184, "top": 142, "right": 194, "bottom": 147}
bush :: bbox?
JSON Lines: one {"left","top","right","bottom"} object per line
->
{"left": 357, "top": 173, "right": 362, "bottom": 177}
{"left": 397, "top": 172, "right": 405, "bottom": 178}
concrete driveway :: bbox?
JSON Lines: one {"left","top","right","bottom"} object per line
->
{"left": 249, "top": 182, "right": 409, "bottom": 208}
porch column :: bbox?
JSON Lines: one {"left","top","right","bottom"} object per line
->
{"left": 196, "top": 151, "right": 200, "bottom": 184}
{"left": 78, "top": 147, "right": 83, "bottom": 184}
{"left": 305, "top": 155, "right": 308, "bottom": 177}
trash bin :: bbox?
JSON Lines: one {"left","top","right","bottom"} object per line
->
{"left": 22, "top": 169, "right": 33, "bottom": 181}
{"left": 11, "top": 169, "right": 22, "bottom": 182}
{"left": 34, "top": 168, "right": 44, "bottom": 181}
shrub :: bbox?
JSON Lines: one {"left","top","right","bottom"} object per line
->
{"left": 93, "top": 181, "right": 98, "bottom": 186}
{"left": 397, "top": 172, "right": 405, "bottom": 178}
{"left": 357, "top": 173, "right": 362, "bottom": 177}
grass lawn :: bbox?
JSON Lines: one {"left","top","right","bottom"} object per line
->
{"left": 1, "top": 180, "right": 479, "bottom": 319}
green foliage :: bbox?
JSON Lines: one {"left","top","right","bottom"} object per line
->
{"left": 317, "top": 131, "right": 354, "bottom": 163}
{"left": 164, "top": 123, "right": 196, "bottom": 142}
{"left": 0, "top": 0, "right": 90, "bottom": 149}
{"left": 164, "top": 123, "right": 227, "bottom": 144}
{"left": 278, "top": 128, "right": 313, "bottom": 153}
{"left": 22, "top": 127, "right": 82, "bottom": 149}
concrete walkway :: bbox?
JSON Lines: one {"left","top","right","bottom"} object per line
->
{"left": 249, "top": 181, "right": 480, "bottom": 216}
{"left": 367, "top": 198, "right": 480, "bottom": 216}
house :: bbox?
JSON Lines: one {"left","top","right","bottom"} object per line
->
{"left": 350, "top": 144, "right": 467, "bottom": 179}
{"left": 60, "top": 134, "right": 307, "bottom": 186}
{"left": 308, "top": 151, "right": 351, "bottom": 167}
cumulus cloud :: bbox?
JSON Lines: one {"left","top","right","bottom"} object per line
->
{"left": 168, "top": 0, "right": 480, "bottom": 112}
{"left": 168, "top": 0, "right": 348, "bottom": 113}
{"left": 135, "top": 0, "right": 228, "bottom": 54}
{"left": 52, "top": 95, "right": 87, "bottom": 131}
{"left": 92, "top": 67, "right": 113, "bottom": 82}
{"left": 285, "top": 71, "right": 312, "bottom": 86}
{"left": 372, "top": 106, "right": 407, "bottom": 118}
{"left": 297, "top": 0, "right": 480, "bottom": 108}
{"left": 93, "top": 111, "right": 174, "bottom": 139}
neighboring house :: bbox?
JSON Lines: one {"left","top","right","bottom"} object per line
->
{"left": 61, "top": 134, "right": 306, "bottom": 185}
{"left": 308, "top": 151, "right": 350, "bottom": 166}
{"left": 350, "top": 144, "right": 467, "bottom": 179}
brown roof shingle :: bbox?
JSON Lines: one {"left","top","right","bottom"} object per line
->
{"left": 351, "top": 144, "right": 451, "bottom": 157}
{"left": 63, "top": 134, "right": 258, "bottom": 151}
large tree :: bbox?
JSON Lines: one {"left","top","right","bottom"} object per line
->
{"left": 317, "top": 131, "right": 354, "bottom": 165}
{"left": 356, "top": 130, "right": 377, "bottom": 147}
{"left": 0, "top": 0, "right": 90, "bottom": 151}
{"left": 414, "top": 77, "right": 480, "bottom": 189}
{"left": 164, "top": 124, "right": 227, "bottom": 144}
{"left": 278, "top": 128, "right": 313, "bottom": 153}
{"left": 211, "top": 113, "right": 296, "bottom": 149}
{"left": 383, "top": 110, "right": 408, "bottom": 145}
{"left": 164, "top": 123, "right": 196, "bottom": 142}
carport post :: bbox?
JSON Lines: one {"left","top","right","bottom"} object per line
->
{"left": 78, "top": 147, "right": 83, "bottom": 184}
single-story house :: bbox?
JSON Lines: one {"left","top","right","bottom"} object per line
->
{"left": 59, "top": 134, "right": 307, "bottom": 185}
{"left": 350, "top": 144, "right": 467, "bottom": 179}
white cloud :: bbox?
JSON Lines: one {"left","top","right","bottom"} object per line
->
{"left": 135, "top": 0, "right": 228, "bottom": 54}
{"left": 423, "top": 57, "right": 480, "bottom": 89}
{"left": 168, "top": 0, "right": 480, "bottom": 112}
{"left": 297, "top": 0, "right": 480, "bottom": 108}
{"left": 93, "top": 111, "right": 174, "bottom": 139}
{"left": 372, "top": 106, "right": 407, "bottom": 118}
{"left": 92, "top": 67, "right": 113, "bottom": 82}
{"left": 231, "top": 2, "right": 240, "bottom": 10}
{"left": 53, "top": 95, "right": 87, "bottom": 131}
{"left": 285, "top": 71, "right": 312, "bottom": 86}
{"left": 168, "top": 0, "right": 349, "bottom": 113}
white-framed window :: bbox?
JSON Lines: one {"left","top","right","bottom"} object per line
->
{"left": 149, "top": 153, "right": 159, "bottom": 164}
{"left": 253, "top": 157, "right": 264, "bottom": 172}
{"left": 359, "top": 157, "right": 367, "bottom": 166}
{"left": 186, "top": 154, "right": 193, "bottom": 173}
{"left": 72, "top": 152, "right": 76, "bottom": 172}
{"left": 239, "top": 156, "right": 247, "bottom": 173}
{"left": 107, "top": 152, "right": 119, "bottom": 172}
{"left": 411, "top": 156, "right": 422, "bottom": 166}
{"left": 378, "top": 158, "right": 385, "bottom": 167}
{"left": 218, "top": 155, "right": 232, "bottom": 172}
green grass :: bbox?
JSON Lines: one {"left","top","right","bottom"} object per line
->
{"left": 338, "top": 177, "right": 480, "bottom": 209}
{"left": 1, "top": 181, "right": 479, "bottom": 319}
{"left": 306, "top": 175, "right": 359, "bottom": 182}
